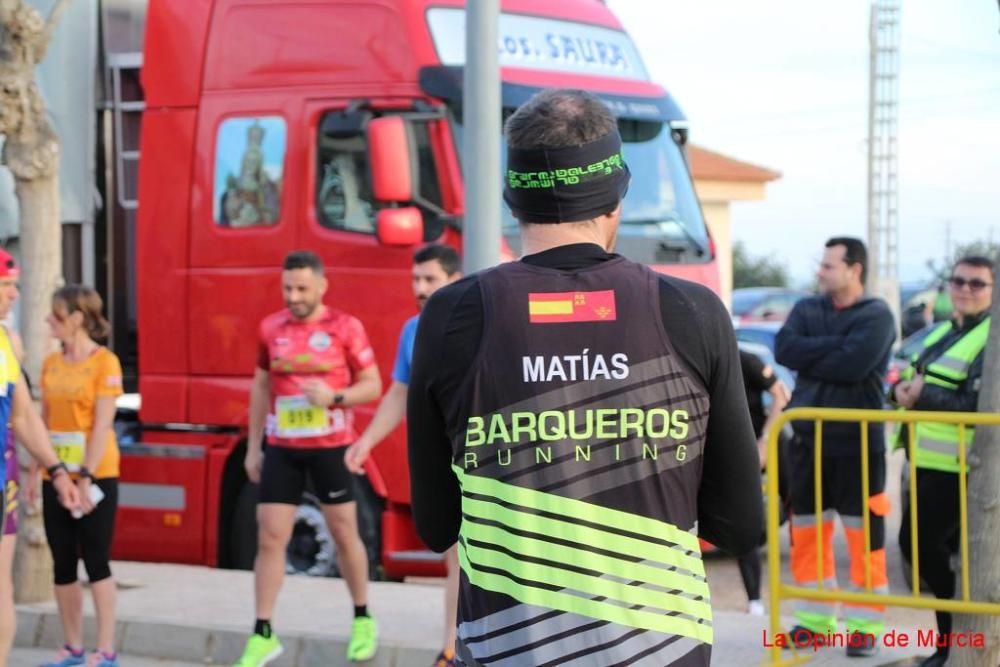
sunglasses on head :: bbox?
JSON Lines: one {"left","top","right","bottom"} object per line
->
{"left": 948, "top": 276, "right": 992, "bottom": 291}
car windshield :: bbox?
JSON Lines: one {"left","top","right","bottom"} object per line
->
{"left": 450, "top": 111, "right": 710, "bottom": 264}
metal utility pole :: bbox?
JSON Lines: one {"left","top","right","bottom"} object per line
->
{"left": 462, "top": 0, "right": 501, "bottom": 274}
{"left": 866, "top": 0, "right": 901, "bottom": 328}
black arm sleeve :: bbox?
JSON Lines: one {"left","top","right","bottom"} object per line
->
{"left": 406, "top": 281, "right": 475, "bottom": 552}
{"left": 659, "top": 279, "right": 763, "bottom": 556}
{"left": 741, "top": 350, "right": 777, "bottom": 393}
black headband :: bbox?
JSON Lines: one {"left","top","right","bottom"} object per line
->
{"left": 503, "top": 130, "right": 630, "bottom": 224}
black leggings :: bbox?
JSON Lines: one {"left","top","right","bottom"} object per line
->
{"left": 738, "top": 548, "right": 762, "bottom": 601}
{"left": 899, "top": 469, "right": 959, "bottom": 655}
{"left": 43, "top": 478, "right": 119, "bottom": 586}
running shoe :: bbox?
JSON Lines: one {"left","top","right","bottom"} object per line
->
{"left": 39, "top": 645, "right": 85, "bottom": 667}
{"left": 85, "top": 651, "right": 119, "bottom": 667}
{"left": 347, "top": 615, "right": 378, "bottom": 662}
{"left": 233, "top": 633, "right": 283, "bottom": 666}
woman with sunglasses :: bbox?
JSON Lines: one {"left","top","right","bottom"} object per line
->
{"left": 890, "top": 255, "right": 994, "bottom": 667}
{"left": 34, "top": 285, "right": 124, "bottom": 667}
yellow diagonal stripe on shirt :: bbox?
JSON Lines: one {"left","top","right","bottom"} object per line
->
{"left": 461, "top": 512, "right": 711, "bottom": 603}
{"left": 455, "top": 467, "right": 702, "bottom": 553}
{"left": 462, "top": 496, "right": 707, "bottom": 581}
{"left": 457, "top": 540, "right": 714, "bottom": 644}
{"left": 462, "top": 536, "right": 711, "bottom": 621}
{"left": 528, "top": 301, "right": 574, "bottom": 315}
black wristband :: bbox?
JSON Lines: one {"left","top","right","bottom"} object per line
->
{"left": 47, "top": 462, "right": 69, "bottom": 478}
{"left": 79, "top": 466, "right": 96, "bottom": 482}
{"left": 333, "top": 392, "right": 345, "bottom": 405}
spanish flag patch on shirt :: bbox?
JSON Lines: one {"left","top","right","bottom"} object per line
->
{"left": 528, "top": 290, "right": 617, "bottom": 323}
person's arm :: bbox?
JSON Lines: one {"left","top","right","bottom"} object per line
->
{"left": 11, "top": 376, "right": 79, "bottom": 509}
{"left": 7, "top": 329, "right": 24, "bottom": 364}
{"left": 797, "top": 306, "right": 896, "bottom": 383}
{"left": 345, "top": 380, "right": 407, "bottom": 474}
{"left": 302, "top": 317, "right": 383, "bottom": 407}
{"left": 302, "top": 365, "right": 381, "bottom": 408}
{"left": 774, "top": 301, "right": 843, "bottom": 371}
{"left": 77, "top": 395, "right": 116, "bottom": 511}
{"left": 245, "top": 368, "right": 270, "bottom": 484}
{"left": 408, "top": 283, "right": 471, "bottom": 552}
{"left": 757, "top": 379, "right": 790, "bottom": 466}
{"left": 79, "top": 352, "right": 124, "bottom": 494}
{"left": 913, "top": 355, "right": 984, "bottom": 413}
{"left": 684, "top": 291, "right": 763, "bottom": 556}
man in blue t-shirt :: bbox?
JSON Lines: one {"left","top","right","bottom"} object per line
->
{"left": 345, "top": 243, "right": 460, "bottom": 665}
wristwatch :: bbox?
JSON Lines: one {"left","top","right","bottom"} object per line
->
{"left": 79, "top": 466, "right": 97, "bottom": 482}
{"left": 47, "top": 462, "right": 69, "bottom": 478}
{"left": 333, "top": 392, "right": 345, "bottom": 405}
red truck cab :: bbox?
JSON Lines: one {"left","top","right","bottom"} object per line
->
{"left": 117, "top": 0, "right": 718, "bottom": 578}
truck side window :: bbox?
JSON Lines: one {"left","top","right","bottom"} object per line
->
{"left": 411, "top": 123, "right": 446, "bottom": 240}
{"left": 317, "top": 133, "right": 377, "bottom": 233}
{"left": 316, "top": 112, "right": 445, "bottom": 238}
{"left": 214, "top": 116, "right": 285, "bottom": 227}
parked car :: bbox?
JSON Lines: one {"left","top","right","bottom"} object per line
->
{"left": 731, "top": 287, "right": 809, "bottom": 326}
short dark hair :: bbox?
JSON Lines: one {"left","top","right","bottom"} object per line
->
{"left": 413, "top": 244, "right": 460, "bottom": 276}
{"left": 825, "top": 237, "right": 868, "bottom": 285}
{"left": 504, "top": 89, "right": 617, "bottom": 150}
{"left": 954, "top": 255, "right": 995, "bottom": 280}
{"left": 283, "top": 250, "right": 324, "bottom": 275}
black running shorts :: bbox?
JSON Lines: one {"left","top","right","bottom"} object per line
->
{"left": 258, "top": 445, "right": 355, "bottom": 505}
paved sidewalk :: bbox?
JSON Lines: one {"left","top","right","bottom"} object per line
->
{"left": 9, "top": 647, "right": 201, "bottom": 666}
{"left": 15, "top": 561, "right": 937, "bottom": 666}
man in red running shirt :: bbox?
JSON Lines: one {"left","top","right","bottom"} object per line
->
{"left": 235, "top": 251, "right": 382, "bottom": 666}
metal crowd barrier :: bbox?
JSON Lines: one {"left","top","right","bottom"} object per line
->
{"left": 765, "top": 407, "right": 1000, "bottom": 666}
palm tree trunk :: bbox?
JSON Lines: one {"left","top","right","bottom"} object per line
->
{"left": 11, "top": 173, "right": 62, "bottom": 604}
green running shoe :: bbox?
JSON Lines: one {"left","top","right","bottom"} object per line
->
{"left": 233, "top": 633, "right": 283, "bottom": 666}
{"left": 347, "top": 615, "right": 378, "bottom": 662}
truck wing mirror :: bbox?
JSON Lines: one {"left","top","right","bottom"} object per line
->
{"left": 368, "top": 116, "right": 416, "bottom": 202}
{"left": 377, "top": 207, "right": 424, "bottom": 246}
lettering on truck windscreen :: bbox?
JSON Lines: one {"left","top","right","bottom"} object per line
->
{"left": 426, "top": 8, "right": 650, "bottom": 81}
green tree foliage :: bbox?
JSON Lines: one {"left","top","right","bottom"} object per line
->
{"left": 732, "top": 240, "right": 789, "bottom": 288}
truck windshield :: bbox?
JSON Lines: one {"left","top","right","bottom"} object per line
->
{"left": 451, "top": 112, "right": 710, "bottom": 264}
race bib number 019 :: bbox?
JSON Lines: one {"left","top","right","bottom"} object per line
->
{"left": 275, "top": 396, "right": 332, "bottom": 439}
{"left": 50, "top": 431, "right": 86, "bottom": 471}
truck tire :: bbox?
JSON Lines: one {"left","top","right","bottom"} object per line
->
{"left": 230, "top": 478, "right": 384, "bottom": 579}
{"left": 286, "top": 493, "right": 336, "bottom": 577}
{"left": 284, "top": 477, "right": 385, "bottom": 580}
{"left": 230, "top": 482, "right": 259, "bottom": 571}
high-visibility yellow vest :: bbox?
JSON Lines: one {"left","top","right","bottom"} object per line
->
{"left": 895, "top": 317, "right": 991, "bottom": 473}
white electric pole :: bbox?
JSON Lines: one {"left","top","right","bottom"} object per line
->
{"left": 866, "top": 0, "right": 901, "bottom": 331}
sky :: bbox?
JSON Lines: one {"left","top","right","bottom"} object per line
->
{"left": 607, "top": 0, "right": 1000, "bottom": 288}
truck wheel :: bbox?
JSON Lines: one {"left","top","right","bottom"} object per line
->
{"left": 286, "top": 493, "right": 336, "bottom": 577}
{"left": 230, "top": 482, "right": 258, "bottom": 571}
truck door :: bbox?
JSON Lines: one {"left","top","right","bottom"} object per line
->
{"left": 187, "top": 94, "right": 300, "bottom": 421}
{"left": 299, "top": 100, "right": 453, "bottom": 506}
